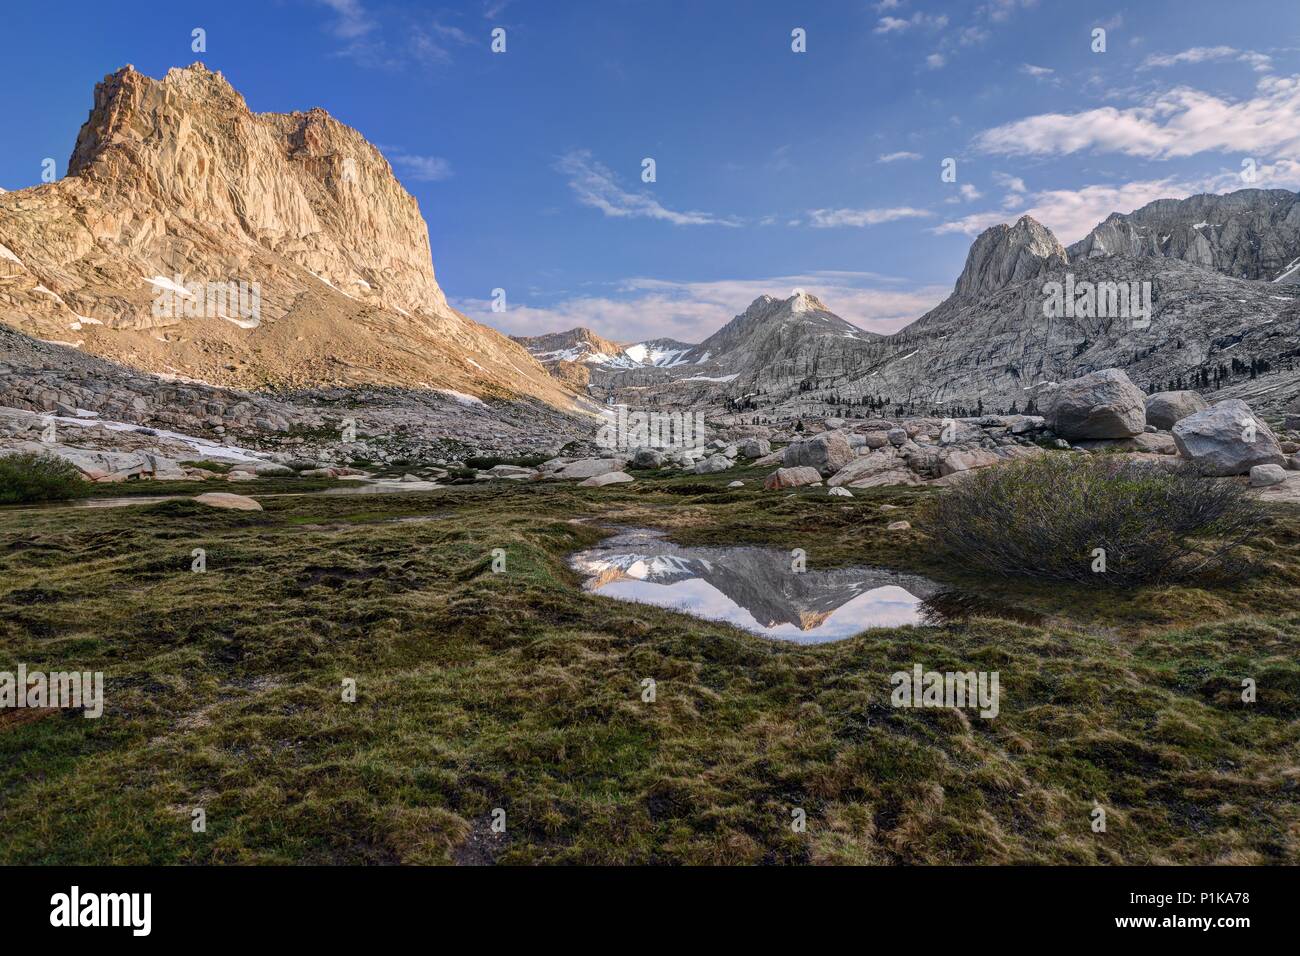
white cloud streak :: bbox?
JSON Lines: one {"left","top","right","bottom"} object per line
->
{"left": 556, "top": 151, "right": 740, "bottom": 227}
{"left": 807, "top": 207, "right": 934, "bottom": 228}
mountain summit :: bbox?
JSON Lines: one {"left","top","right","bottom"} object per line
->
{"left": 953, "top": 216, "right": 1069, "bottom": 300}
{"left": 0, "top": 64, "right": 574, "bottom": 406}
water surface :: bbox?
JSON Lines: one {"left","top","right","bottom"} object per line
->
{"left": 570, "top": 528, "right": 946, "bottom": 643}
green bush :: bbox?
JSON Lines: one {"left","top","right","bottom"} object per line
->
{"left": 927, "top": 455, "right": 1265, "bottom": 586}
{"left": 0, "top": 453, "right": 90, "bottom": 504}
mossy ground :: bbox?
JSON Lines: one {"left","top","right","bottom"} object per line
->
{"left": 1, "top": 468, "right": 1297, "bottom": 864}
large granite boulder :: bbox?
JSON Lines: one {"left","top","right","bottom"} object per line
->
{"left": 937, "top": 448, "right": 1002, "bottom": 476}
{"left": 1145, "top": 390, "right": 1208, "bottom": 430}
{"left": 580, "top": 471, "right": 635, "bottom": 487}
{"left": 1172, "top": 400, "right": 1286, "bottom": 476}
{"left": 632, "top": 448, "right": 665, "bottom": 469}
{"left": 1044, "top": 369, "right": 1146, "bottom": 439}
{"left": 694, "top": 453, "right": 733, "bottom": 474}
{"left": 763, "top": 466, "right": 822, "bottom": 490}
{"left": 737, "top": 437, "right": 771, "bottom": 459}
{"left": 828, "top": 449, "right": 899, "bottom": 487}
{"left": 782, "top": 431, "right": 854, "bottom": 476}
{"left": 556, "top": 458, "right": 625, "bottom": 480}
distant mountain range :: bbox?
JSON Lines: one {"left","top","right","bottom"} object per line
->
{"left": 3, "top": 62, "right": 1297, "bottom": 429}
{"left": 520, "top": 189, "right": 1300, "bottom": 420}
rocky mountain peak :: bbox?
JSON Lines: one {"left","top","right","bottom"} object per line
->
{"left": 953, "top": 215, "right": 1069, "bottom": 300}
{"left": 0, "top": 63, "right": 580, "bottom": 409}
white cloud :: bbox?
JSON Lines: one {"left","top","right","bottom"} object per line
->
{"left": 1020, "top": 63, "right": 1054, "bottom": 78}
{"left": 875, "top": 12, "right": 948, "bottom": 34}
{"left": 959, "top": 183, "right": 982, "bottom": 201}
{"left": 410, "top": 20, "right": 476, "bottom": 64}
{"left": 462, "top": 272, "right": 949, "bottom": 342}
{"left": 980, "top": 0, "right": 1037, "bottom": 22}
{"left": 317, "top": 0, "right": 374, "bottom": 39}
{"left": 1141, "top": 46, "right": 1273, "bottom": 72}
{"left": 878, "top": 151, "right": 923, "bottom": 163}
{"left": 994, "top": 172, "right": 1027, "bottom": 193}
{"left": 389, "top": 153, "right": 453, "bottom": 182}
{"left": 807, "top": 207, "right": 933, "bottom": 228}
{"left": 556, "top": 151, "right": 740, "bottom": 227}
{"left": 973, "top": 74, "right": 1300, "bottom": 161}
{"left": 925, "top": 53, "right": 947, "bottom": 69}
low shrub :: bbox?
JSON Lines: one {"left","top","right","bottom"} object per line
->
{"left": 0, "top": 453, "right": 90, "bottom": 504}
{"left": 927, "top": 455, "right": 1265, "bottom": 586}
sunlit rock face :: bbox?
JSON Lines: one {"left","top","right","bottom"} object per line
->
{"left": 0, "top": 63, "right": 577, "bottom": 409}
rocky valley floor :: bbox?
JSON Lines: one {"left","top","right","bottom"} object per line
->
{"left": 1, "top": 470, "right": 1297, "bottom": 864}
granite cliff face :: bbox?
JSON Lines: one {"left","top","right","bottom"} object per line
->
{"left": 1068, "top": 189, "right": 1300, "bottom": 283}
{"left": 0, "top": 63, "right": 576, "bottom": 408}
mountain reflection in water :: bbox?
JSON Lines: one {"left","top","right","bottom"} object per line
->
{"left": 569, "top": 528, "right": 1035, "bottom": 644}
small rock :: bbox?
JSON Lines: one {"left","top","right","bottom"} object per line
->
{"left": 1249, "top": 464, "right": 1288, "bottom": 487}
{"left": 827, "top": 486, "right": 853, "bottom": 497}
{"left": 727, "top": 480, "right": 745, "bottom": 488}
{"left": 886, "top": 520, "right": 911, "bottom": 531}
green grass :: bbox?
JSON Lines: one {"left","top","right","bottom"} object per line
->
{"left": 1, "top": 471, "right": 1297, "bottom": 864}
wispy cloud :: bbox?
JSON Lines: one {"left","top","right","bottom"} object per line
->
{"left": 980, "top": 0, "right": 1038, "bottom": 23}
{"left": 317, "top": 0, "right": 374, "bottom": 39}
{"left": 462, "top": 272, "right": 948, "bottom": 342}
{"left": 1141, "top": 46, "right": 1273, "bottom": 72}
{"left": 556, "top": 151, "right": 740, "bottom": 227}
{"left": 875, "top": 12, "right": 949, "bottom": 34}
{"left": 316, "top": 0, "right": 478, "bottom": 68}
{"left": 878, "top": 151, "right": 923, "bottom": 163}
{"left": 411, "top": 20, "right": 477, "bottom": 64}
{"left": 973, "top": 74, "right": 1300, "bottom": 160}
{"left": 807, "top": 207, "right": 933, "bottom": 228}
{"left": 388, "top": 152, "right": 453, "bottom": 182}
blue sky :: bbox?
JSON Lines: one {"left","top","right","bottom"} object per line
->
{"left": 1, "top": 0, "right": 1297, "bottom": 344}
